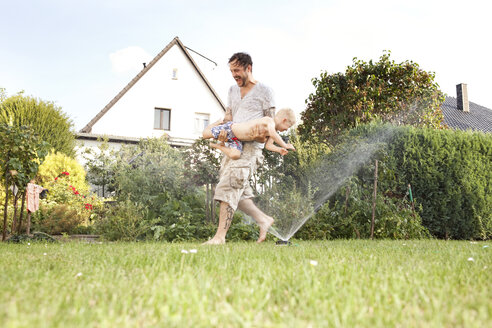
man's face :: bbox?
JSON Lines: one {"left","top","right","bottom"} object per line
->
{"left": 229, "top": 61, "right": 250, "bottom": 87}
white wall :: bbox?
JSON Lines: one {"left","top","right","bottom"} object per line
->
{"left": 91, "top": 45, "right": 225, "bottom": 140}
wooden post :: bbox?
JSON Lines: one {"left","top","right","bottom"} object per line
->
{"left": 2, "top": 172, "right": 9, "bottom": 241}
{"left": 26, "top": 212, "right": 32, "bottom": 236}
{"left": 408, "top": 184, "right": 416, "bottom": 219}
{"left": 17, "top": 190, "right": 27, "bottom": 234}
{"left": 205, "top": 183, "right": 210, "bottom": 222}
{"left": 370, "top": 160, "right": 378, "bottom": 240}
{"left": 344, "top": 186, "right": 350, "bottom": 217}
{"left": 11, "top": 192, "right": 20, "bottom": 234}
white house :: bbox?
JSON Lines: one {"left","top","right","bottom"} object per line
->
{"left": 76, "top": 36, "right": 226, "bottom": 158}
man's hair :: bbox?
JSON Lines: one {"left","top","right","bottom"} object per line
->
{"left": 276, "top": 108, "right": 296, "bottom": 125}
{"left": 228, "top": 52, "right": 253, "bottom": 70}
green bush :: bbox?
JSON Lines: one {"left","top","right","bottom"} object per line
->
{"left": 296, "top": 180, "right": 430, "bottom": 240}
{"left": 381, "top": 125, "right": 491, "bottom": 239}
{"left": 93, "top": 200, "right": 151, "bottom": 241}
{"left": 338, "top": 123, "right": 492, "bottom": 240}
{"left": 32, "top": 203, "right": 86, "bottom": 235}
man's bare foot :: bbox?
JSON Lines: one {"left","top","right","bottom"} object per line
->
{"left": 202, "top": 237, "right": 225, "bottom": 245}
{"left": 257, "top": 216, "right": 274, "bottom": 243}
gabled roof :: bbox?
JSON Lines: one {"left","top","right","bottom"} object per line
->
{"left": 441, "top": 97, "right": 492, "bottom": 133}
{"left": 80, "top": 36, "right": 225, "bottom": 133}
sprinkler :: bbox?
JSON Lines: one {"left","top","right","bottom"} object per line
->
{"left": 275, "top": 240, "right": 291, "bottom": 246}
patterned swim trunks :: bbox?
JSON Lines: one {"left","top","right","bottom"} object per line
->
{"left": 211, "top": 121, "right": 243, "bottom": 152}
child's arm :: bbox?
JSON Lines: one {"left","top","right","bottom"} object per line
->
{"left": 265, "top": 137, "right": 288, "bottom": 155}
{"left": 266, "top": 122, "right": 295, "bottom": 151}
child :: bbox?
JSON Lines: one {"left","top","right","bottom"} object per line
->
{"left": 203, "top": 108, "right": 296, "bottom": 160}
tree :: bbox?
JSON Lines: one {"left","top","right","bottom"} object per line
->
{"left": 0, "top": 123, "right": 49, "bottom": 240}
{"left": 0, "top": 91, "right": 76, "bottom": 156}
{"left": 82, "top": 138, "right": 116, "bottom": 198}
{"left": 298, "top": 52, "right": 446, "bottom": 145}
{"left": 183, "top": 138, "right": 221, "bottom": 223}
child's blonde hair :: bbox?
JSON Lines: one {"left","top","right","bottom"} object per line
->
{"left": 276, "top": 108, "right": 296, "bottom": 125}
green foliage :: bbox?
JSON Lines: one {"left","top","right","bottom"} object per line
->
{"left": 0, "top": 124, "right": 50, "bottom": 190}
{"left": 0, "top": 123, "right": 49, "bottom": 239}
{"left": 31, "top": 165, "right": 101, "bottom": 235}
{"left": 256, "top": 182, "right": 316, "bottom": 240}
{"left": 378, "top": 125, "right": 492, "bottom": 239}
{"left": 112, "top": 137, "right": 188, "bottom": 206}
{"left": 93, "top": 200, "right": 151, "bottom": 241}
{"left": 82, "top": 138, "right": 116, "bottom": 197}
{"left": 6, "top": 231, "right": 58, "bottom": 243}
{"left": 297, "top": 180, "right": 430, "bottom": 240}
{"left": 298, "top": 52, "right": 445, "bottom": 145}
{"left": 32, "top": 203, "right": 86, "bottom": 235}
{"left": 0, "top": 91, "right": 75, "bottom": 156}
{"left": 183, "top": 138, "right": 221, "bottom": 223}
{"left": 329, "top": 122, "right": 491, "bottom": 240}
{"left": 183, "top": 138, "right": 221, "bottom": 187}
{"left": 37, "top": 152, "right": 89, "bottom": 194}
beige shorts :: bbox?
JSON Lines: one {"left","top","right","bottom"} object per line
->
{"left": 214, "top": 142, "right": 264, "bottom": 210}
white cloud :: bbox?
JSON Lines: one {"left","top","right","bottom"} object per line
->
{"left": 109, "top": 46, "right": 152, "bottom": 74}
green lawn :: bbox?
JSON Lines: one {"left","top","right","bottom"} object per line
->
{"left": 1, "top": 240, "right": 490, "bottom": 327}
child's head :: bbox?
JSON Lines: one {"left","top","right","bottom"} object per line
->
{"left": 274, "top": 108, "right": 296, "bottom": 132}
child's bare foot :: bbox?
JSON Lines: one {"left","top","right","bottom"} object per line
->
{"left": 202, "top": 237, "right": 225, "bottom": 245}
{"left": 209, "top": 142, "right": 224, "bottom": 149}
{"left": 257, "top": 216, "right": 274, "bottom": 243}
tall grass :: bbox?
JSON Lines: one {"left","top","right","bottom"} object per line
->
{"left": 1, "top": 240, "right": 490, "bottom": 327}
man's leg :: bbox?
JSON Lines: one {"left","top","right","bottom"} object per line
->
{"left": 203, "top": 201, "right": 235, "bottom": 245}
{"left": 237, "top": 198, "right": 274, "bottom": 243}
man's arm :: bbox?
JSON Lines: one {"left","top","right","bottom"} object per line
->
{"left": 223, "top": 107, "right": 233, "bottom": 123}
{"left": 263, "top": 107, "right": 275, "bottom": 118}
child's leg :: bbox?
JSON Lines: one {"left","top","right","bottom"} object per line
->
{"left": 210, "top": 142, "right": 241, "bottom": 160}
{"left": 203, "top": 119, "right": 224, "bottom": 139}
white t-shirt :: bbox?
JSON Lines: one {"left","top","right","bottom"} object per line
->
{"left": 227, "top": 82, "right": 275, "bottom": 124}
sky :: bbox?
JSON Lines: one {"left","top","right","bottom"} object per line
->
{"left": 1, "top": 0, "right": 490, "bottom": 131}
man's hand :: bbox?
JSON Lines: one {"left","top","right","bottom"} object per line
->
{"left": 222, "top": 108, "right": 232, "bottom": 123}
{"left": 217, "top": 130, "right": 228, "bottom": 143}
{"left": 263, "top": 107, "right": 275, "bottom": 118}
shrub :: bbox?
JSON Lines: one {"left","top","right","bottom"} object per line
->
{"left": 37, "top": 152, "right": 89, "bottom": 194}
{"left": 32, "top": 203, "right": 85, "bottom": 235}
{"left": 93, "top": 200, "right": 151, "bottom": 241}
{"left": 338, "top": 123, "right": 492, "bottom": 240}
{"left": 0, "top": 92, "right": 75, "bottom": 156}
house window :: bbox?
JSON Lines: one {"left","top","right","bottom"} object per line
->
{"left": 154, "top": 108, "right": 171, "bottom": 130}
{"left": 172, "top": 68, "right": 178, "bottom": 80}
{"left": 194, "top": 113, "right": 210, "bottom": 133}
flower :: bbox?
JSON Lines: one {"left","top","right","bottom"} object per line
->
{"left": 62, "top": 171, "right": 69, "bottom": 176}
{"left": 75, "top": 272, "right": 83, "bottom": 277}
{"left": 181, "top": 250, "right": 189, "bottom": 254}
{"left": 189, "top": 249, "right": 198, "bottom": 253}
{"left": 309, "top": 260, "right": 318, "bottom": 266}
{"left": 54, "top": 177, "right": 58, "bottom": 181}
{"left": 467, "top": 257, "right": 474, "bottom": 262}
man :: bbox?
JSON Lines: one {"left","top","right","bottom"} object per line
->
{"left": 204, "top": 52, "right": 275, "bottom": 245}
